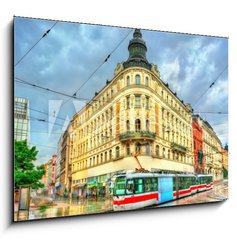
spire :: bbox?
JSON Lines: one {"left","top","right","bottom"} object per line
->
{"left": 123, "top": 29, "right": 152, "bottom": 70}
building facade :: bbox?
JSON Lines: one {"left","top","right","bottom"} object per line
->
{"left": 192, "top": 115, "right": 204, "bottom": 174}
{"left": 69, "top": 29, "right": 194, "bottom": 195}
{"left": 55, "top": 134, "right": 63, "bottom": 192}
{"left": 47, "top": 155, "right": 57, "bottom": 186}
{"left": 41, "top": 163, "right": 49, "bottom": 188}
{"left": 14, "top": 97, "right": 30, "bottom": 143}
{"left": 222, "top": 144, "right": 228, "bottom": 179}
{"left": 201, "top": 120, "right": 223, "bottom": 181}
{"left": 59, "top": 125, "right": 73, "bottom": 196}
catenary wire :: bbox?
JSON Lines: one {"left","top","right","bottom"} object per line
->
{"left": 14, "top": 21, "right": 58, "bottom": 67}
{"left": 192, "top": 65, "right": 228, "bottom": 107}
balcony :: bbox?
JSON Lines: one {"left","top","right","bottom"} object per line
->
{"left": 120, "top": 131, "right": 155, "bottom": 141}
{"left": 171, "top": 142, "right": 187, "bottom": 152}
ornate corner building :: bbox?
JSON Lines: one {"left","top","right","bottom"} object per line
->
{"left": 68, "top": 29, "right": 197, "bottom": 193}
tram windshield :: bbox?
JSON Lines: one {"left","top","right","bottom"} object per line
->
{"left": 113, "top": 177, "right": 126, "bottom": 195}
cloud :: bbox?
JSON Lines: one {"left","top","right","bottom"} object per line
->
{"left": 14, "top": 17, "right": 228, "bottom": 164}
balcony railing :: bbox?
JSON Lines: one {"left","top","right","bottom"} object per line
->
{"left": 171, "top": 142, "right": 187, "bottom": 152}
{"left": 120, "top": 131, "right": 155, "bottom": 141}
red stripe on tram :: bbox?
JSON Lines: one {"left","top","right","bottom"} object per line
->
{"left": 114, "top": 193, "right": 158, "bottom": 205}
{"left": 173, "top": 182, "right": 214, "bottom": 197}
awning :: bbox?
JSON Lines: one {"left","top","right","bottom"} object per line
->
{"left": 88, "top": 182, "right": 103, "bottom": 188}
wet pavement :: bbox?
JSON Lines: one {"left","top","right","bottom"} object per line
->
{"left": 14, "top": 180, "right": 228, "bottom": 221}
{"left": 15, "top": 197, "right": 113, "bottom": 221}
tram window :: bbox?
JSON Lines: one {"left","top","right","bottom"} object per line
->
{"left": 173, "top": 177, "right": 176, "bottom": 191}
{"left": 151, "top": 178, "right": 158, "bottom": 191}
{"left": 144, "top": 178, "right": 153, "bottom": 192}
{"left": 192, "top": 177, "right": 196, "bottom": 186}
{"left": 134, "top": 178, "right": 144, "bottom": 194}
{"left": 126, "top": 179, "right": 135, "bottom": 195}
{"left": 178, "top": 177, "right": 184, "bottom": 190}
{"left": 113, "top": 177, "right": 126, "bottom": 195}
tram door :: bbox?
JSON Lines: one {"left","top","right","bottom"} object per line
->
{"left": 158, "top": 177, "right": 173, "bottom": 203}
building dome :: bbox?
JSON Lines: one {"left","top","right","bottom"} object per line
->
{"left": 123, "top": 29, "right": 152, "bottom": 70}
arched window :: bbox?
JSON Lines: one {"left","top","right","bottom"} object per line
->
{"left": 145, "top": 77, "right": 149, "bottom": 86}
{"left": 155, "top": 145, "right": 159, "bottom": 156}
{"left": 163, "top": 148, "right": 166, "bottom": 158}
{"left": 126, "top": 120, "right": 130, "bottom": 132}
{"left": 116, "top": 146, "right": 120, "bottom": 158}
{"left": 126, "top": 96, "right": 130, "bottom": 109}
{"left": 135, "top": 119, "right": 141, "bottom": 132}
{"left": 135, "top": 142, "right": 141, "bottom": 154}
{"left": 145, "top": 97, "right": 149, "bottom": 109}
{"left": 126, "top": 143, "right": 130, "bottom": 156}
{"left": 146, "top": 119, "right": 149, "bottom": 131}
{"left": 135, "top": 75, "right": 141, "bottom": 85}
{"left": 127, "top": 76, "right": 130, "bottom": 86}
{"left": 109, "top": 149, "right": 112, "bottom": 160}
{"left": 101, "top": 153, "right": 103, "bottom": 162}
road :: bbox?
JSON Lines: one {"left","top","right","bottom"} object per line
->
{"left": 15, "top": 180, "right": 228, "bottom": 221}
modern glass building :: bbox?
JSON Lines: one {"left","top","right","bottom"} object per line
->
{"left": 14, "top": 97, "right": 30, "bottom": 143}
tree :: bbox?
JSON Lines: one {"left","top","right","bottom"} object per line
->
{"left": 14, "top": 140, "right": 46, "bottom": 189}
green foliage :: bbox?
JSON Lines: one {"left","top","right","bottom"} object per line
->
{"left": 223, "top": 167, "right": 228, "bottom": 179}
{"left": 14, "top": 140, "right": 46, "bottom": 189}
{"left": 39, "top": 204, "right": 48, "bottom": 212}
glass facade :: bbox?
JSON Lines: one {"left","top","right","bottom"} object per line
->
{"left": 14, "top": 97, "right": 30, "bottom": 143}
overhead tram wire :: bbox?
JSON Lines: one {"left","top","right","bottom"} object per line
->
{"left": 193, "top": 111, "right": 228, "bottom": 114}
{"left": 30, "top": 130, "right": 63, "bottom": 134}
{"left": 74, "top": 29, "right": 133, "bottom": 94}
{"left": 30, "top": 143, "right": 57, "bottom": 149}
{"left": 14, "top": 21, "right": 58, "bottom": 67}
{"left": 15, "top": 29, "right": 133, "bottom": 116}
{"left": 15, "top": 77, "right": 104, "bottom": 104}
{"left": 192, "top": 65, "right": 228, "bottom": 108}
{"left": 15, "top": 77, "right": 83, "bottom": 101}
{"left": 60, "top": 29, "right": 133, "bottom": 108}
{"left": 28, "top": 106, "right": 66, "bottom": 122}
{"left": 30, "top": 116, "right": 65, "bottom": 128}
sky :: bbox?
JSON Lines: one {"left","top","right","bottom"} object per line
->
{"left": 14, "top": 17, "right": 228, "bottom": 165}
